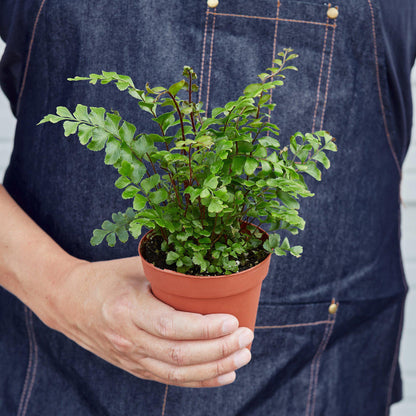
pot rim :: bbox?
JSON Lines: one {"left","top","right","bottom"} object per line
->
{"left": 138, "top": 223, "right": 271, "bottom": 280}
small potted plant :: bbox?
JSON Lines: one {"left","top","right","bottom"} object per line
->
{"left": 39, "top": 48, "right": 337, "bottom": 331}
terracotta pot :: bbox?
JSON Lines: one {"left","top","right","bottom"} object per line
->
{"left": 138, "top": 226, "right": 271, "bottom": 333}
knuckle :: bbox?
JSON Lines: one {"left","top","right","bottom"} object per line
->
{"left": 201, "top": 316, "right": 212, "bottom": 339}
{"left": 107, "top": 332, "right": 134, "bottom": 354}
{"left": 167, "top": 368, "right": 185, "bottom": 384}
{"left": 155, "top": 313, "right": 175, "bottom": 338}
{"left": 102, "top": 293, "right": 133, "bottom": 323}
{"left": 168, "top": 344, "right": 185, "bottom": 366}
{"left": 117, "top": 356, "right": 140, "bottom": 373}
{"left": 134, "top": 343, "right": 147, "bottom": 358}
{"left": 219, "top": 339, "right": 232, "bottom": 359}
{"left": 214, "top": 359, "right": 226, "bottom": 378}
{"left": 199, "top": 379, "right": 215, "bottom": 388}
{"left": 124, "top": 361, "right": 140, "bottom": 372}
{"left": 122, "top": 357, "right": 149, "bottom": 376}
{"left": 137, "top": 369, "right": 154, "bottom": 381}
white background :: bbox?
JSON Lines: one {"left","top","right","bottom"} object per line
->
{"left": 0, "top": 41, "right": 415, "bottom": 413}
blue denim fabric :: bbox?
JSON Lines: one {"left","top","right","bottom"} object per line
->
{"left": 0, "top": 0, "right": 415, "bottom": 415}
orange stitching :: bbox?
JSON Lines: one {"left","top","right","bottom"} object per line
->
{"left": 17, "top": 307, "right": 33, "bottom": 416}
{"left": 16, "top": 0, "right": 48, "bottom": 115}
{"left": 279, "top": 18, "right": 335, "bottom": 28}
{"left": 255, "top": 320, "right": 331, "bottom": 330}
{"left": 367, "top": 0, "right": 401, "bottom": 175}
{"left": 268, "top": 0, "right": 281, "bottom": 123}
{"left": 207, "top": 11, "right": 336, "bottom": 28}
{"left": 161, "top": 385, "right": 168, "bottom": 416}
{"left": 209, "top": 11, "right": 277, "bottom": 21}
{"left": 18, "top": 309, "right": 39, "bottom": 416}
{"left": 22, "top": 312, "right": 39, "bottom": 416}
{"left": 310, "top": 316, "right": 336, "bottom": 415}
{"left": 319, "top": 23, "right": 337, "bottom": 131}
{"left": 312, "top": 17, "right": 329, "bottom": 132}
{"left": 205, "top": 11, "right": 217, "bottom": 111}
{"left": 198, "top": 8, "right": 210, "bottom": 103}
{"left": 271, "top": 1, "right": 281, "bottom": 65}
{"left": 305, "top": 316, "right": 332, "bottom": 416}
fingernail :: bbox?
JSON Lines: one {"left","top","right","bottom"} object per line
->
{"left": 218, "top": 372, "right": 236, "bottom": 385}
{"left": 233, "top": 348, "right": 251, "bottom": 368}
{"left": 222, "top": 317, "right": 239, "bottom": 335}
{"left": 238, "top": 329, "right": 254, "bottom": 348}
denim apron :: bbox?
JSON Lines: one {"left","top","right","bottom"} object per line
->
{"left": 0, "top": 0, "right": 414, "bottom": 415}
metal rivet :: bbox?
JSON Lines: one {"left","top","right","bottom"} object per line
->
{"left": 327, "top": 7, "right": 339, "bottom": 19}
{"left": 329, "top": 301, "right": 338, "bottom": 315}
{"left": 207, "top": 0, "right": 219, "bottom": 8}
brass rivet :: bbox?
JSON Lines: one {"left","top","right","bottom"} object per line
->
{"left": 207, "top": 0, "right": 219, "bottom": 8}
{"left": 329, "top": 302, "right": 338, "bottom": 315}
{"left": 327, "top": 7, "right": 339, "bottom": 19}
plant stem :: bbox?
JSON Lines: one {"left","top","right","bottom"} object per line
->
{"left": 223, "top": 105, "right": 236, "bottom": 133}
{"left": 188, "top": 144, "right": 193, "bottom": 184}
{"left": 160, "top": 227, "right": 168, "bottom": 242}
{"left": 146, "top": 152, "right": 158, "bottom": 176}
{"left": 168, "top": 92, "right": 186, "bottom": 142}
{"left": 210, "top": 231, "right": 224, "bottom": 249}
{"left": 256, "top": 91, "right": 264, "bottom": 120}
{"left": 197, "top": 196, "right": 206, "bottom": 228}
{"left": 188, "top": 73, "right": 197, "bottom": 134}
{"left": 211, "top": 214, "right": 218, "bottom": 242}
{"left": 150, "top": 107, "right": 169, "bottom": 151}
{"left": 252, "top": 122, "right": 266, "bottom": 145}
{"left": 184, "top": 194, "right": 190, "bottom": 217}
{"left": 160, "top": 166, "right": 183, "bottom": 208}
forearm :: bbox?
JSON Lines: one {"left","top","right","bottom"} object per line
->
{"left": 0, "top": 184, "right": 82, "bottom": 320}
{"left": 0, "top": 185, "right": 252, "bottom": 387}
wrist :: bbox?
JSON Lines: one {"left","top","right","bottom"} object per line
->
{"left": 29, "top": 250, "right": 88, "bottom": 330}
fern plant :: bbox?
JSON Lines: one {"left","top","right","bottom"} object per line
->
{"left": 39, "top": 48, "right": 337, "bottom": 275}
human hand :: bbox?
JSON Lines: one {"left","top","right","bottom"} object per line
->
{"left": 43, "top": 256, "right": 254, "bottom": 388}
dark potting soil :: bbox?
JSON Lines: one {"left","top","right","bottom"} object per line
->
{"left": 140, "top": 233, "right": 269, "bottom": 276}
